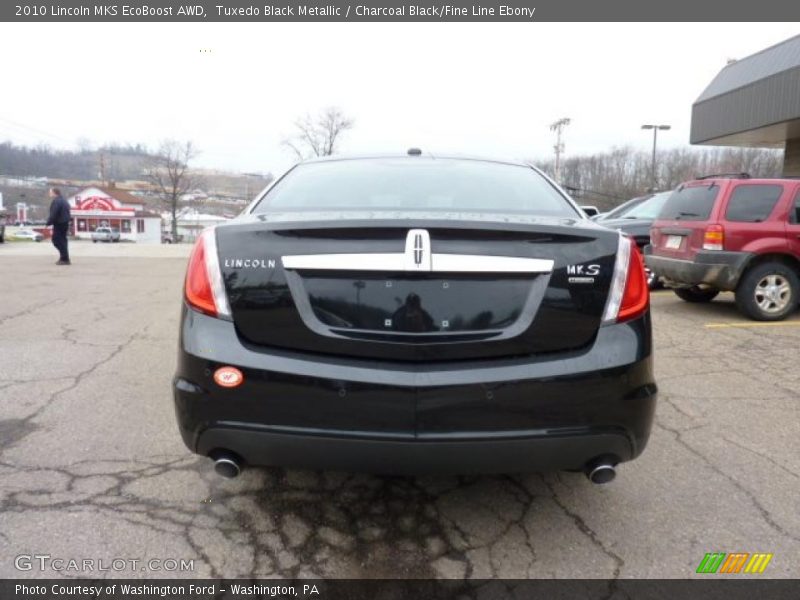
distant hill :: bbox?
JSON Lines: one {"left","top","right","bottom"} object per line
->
{"left": 0, "top": 141, "right": 153, "bottom": 181}
{"left": 0, "top": 141, "right": 274, "bottom": 217}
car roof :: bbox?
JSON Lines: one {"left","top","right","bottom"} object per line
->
{"left": 298, "top": 152, "right": 534, "bottom": 169}
{"left": 684, "top": 177, "right": 797, "bottom": 186}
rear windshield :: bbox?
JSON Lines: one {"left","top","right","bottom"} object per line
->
{"left": 621, "top": 192, "right": 670, "bottom": 219}
{"left": 253, "top": 158, "right": 579, "bottom": 217}
{"left": 603, "top": 196, "right": 647, "bottom": 220}
{"left": 724, "top": 184, "right": 783, "bottom": 222}
{"left": 658, "top": 185, "right": 720, "bottom": 221}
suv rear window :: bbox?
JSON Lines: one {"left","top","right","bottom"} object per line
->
{"left": 658, "top": 185, "right": 719, "bottom": 221}
{"left": 724, "top": 184, "right": 783, "bottom": 222}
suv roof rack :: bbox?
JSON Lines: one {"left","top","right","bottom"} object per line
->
{"left": 695, "top": 172, "right": 751, "bottom": 180}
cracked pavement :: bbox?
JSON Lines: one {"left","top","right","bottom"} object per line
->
{"left": 1, "top": 243, "right": 798, "bottom": 579}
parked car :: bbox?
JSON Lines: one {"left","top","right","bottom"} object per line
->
{"left": 11, "top": 229, "right": 43, "bottom": 242}
{"left": 174, "top": 153, "right": 656, "bottom": 482}
{"left": 646, "top": 174, "right": 800, "bottom": 321}
{"left": 162, "top": 232, "right": 183, "bottom": 244}
{"left": 592, "top": 194, "right": 651, "bottom": 222}
{"left": 91, "top": 227, "right": 121, "bottom": 243}
{"left": 599, "top": 192, "right": 671, "bottom": 289}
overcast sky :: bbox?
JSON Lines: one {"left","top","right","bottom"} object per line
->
{"left": 0, "top": 22, "right": 797, "bottom": 176}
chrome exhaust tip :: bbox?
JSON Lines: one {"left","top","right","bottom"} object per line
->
{"left": 212, "top": 454, "right": 242, "bottom": 478}
{"left": 585, "top": 460, "right": 617, "bottom": 484}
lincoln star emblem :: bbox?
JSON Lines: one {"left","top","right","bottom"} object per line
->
{"left": 414, "top": 233, "right": 424, "bottom": 265}
{"left": 405, "top": 229, "right": 431, "bottom": 270}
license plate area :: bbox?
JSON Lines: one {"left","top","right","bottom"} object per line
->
{"left": 302, "top": 274, "right": 533, "bottom": 333}
{"left": 665, "top": 235, "right": 683, "bottom": 250}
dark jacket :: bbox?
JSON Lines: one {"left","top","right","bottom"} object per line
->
{"left": 46, "top": 195, "right": 71, "bottom": 226}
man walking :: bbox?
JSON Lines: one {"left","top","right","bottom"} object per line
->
{"left": 46, "top": 188, "right": 71, "bottom": 265}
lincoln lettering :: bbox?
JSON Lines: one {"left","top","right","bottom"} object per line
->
{"left": 224, "top": 258, "right": 275, "bottom": 269}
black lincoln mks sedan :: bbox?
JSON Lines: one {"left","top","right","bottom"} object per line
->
{"left": 173, "top": 153, "right": 657, "bottom": 483}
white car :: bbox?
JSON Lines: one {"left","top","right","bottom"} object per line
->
{"left": 12, "top": 229, "right": 43, "bottom": 242}
{"left": 91, "top": 227, "right": 121, "bottom": 243}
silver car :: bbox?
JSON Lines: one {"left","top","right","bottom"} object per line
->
{"left": 91, "top": 227, "right": 121, "bottom": 243}
{"left": 12, "top": 229, "right": 43, "bottom": 242}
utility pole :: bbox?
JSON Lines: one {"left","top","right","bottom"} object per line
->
{"left": 641, "top": 124, "right": 671, "bottom": 190}
{"left": 98, "top": 152, "right": 106, "bottom": 184}
{"left": 550, "top": 118, "right": 571, "bottom": 183}
{"left": 242, "top": 172, "right": 261, "bottom": 203}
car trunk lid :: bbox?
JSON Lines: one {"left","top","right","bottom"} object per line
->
{"left": 216, "top": 216, "right": 620, "bottom": 362}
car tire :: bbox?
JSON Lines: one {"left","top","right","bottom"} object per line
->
{"left": 674, "top": 286, "right": 719, "bottom": 303}
{"left": 646, "top": 267, "right": 661, "bottom": 290}
{"left": 735, "top": 261, "right": 799, "bottom": 321}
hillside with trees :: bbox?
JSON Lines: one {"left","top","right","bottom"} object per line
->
{"left": 0, "top": 140, "right": 274, "bottom": 221}
{"left": 534, "top": 146, "right": 783, "bottom": 209}
{"left": 0, "top": 142, "right": 152, "bottom": 181}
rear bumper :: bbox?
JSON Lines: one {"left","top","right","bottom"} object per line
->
{"left": 174, "top": 307, "right": 657, "bottom": 474}
{"left": 644, "top": 247, "right": 751, "bottom": 291}
{"left": 194, "top": 426, "right": 634, "bottom": 475}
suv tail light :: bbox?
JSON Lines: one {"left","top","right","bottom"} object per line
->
{"left": 650, "top": 227, "right": 661, "bottom": 246}
{"left": 184, "top": 228, "right": 231, "bottom": 319}
{"left": 602, "top": 235, "right": 649, "bottom": 324}
{"left": 703, "top": 224, "right": 724, "bottom": 251}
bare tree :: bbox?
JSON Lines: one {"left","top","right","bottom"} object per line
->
{"left": 146, "top": 140, "right": 200, "bottom": 239}
{"left": 76, "top": 137, "right": 93, "bottom": 153}
{"left": 283, "top": 107, "right": 354, "bottom": 160}
{"left": 533, "top": 146, "right": 783, "bottom": 211}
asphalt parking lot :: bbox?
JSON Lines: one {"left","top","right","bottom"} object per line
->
{"left": 1, "top": 242, "right": 798, "bottom": 579}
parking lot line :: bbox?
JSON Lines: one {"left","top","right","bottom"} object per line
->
{"left": 705, "top": 320, "right": 800, "bottom": 329}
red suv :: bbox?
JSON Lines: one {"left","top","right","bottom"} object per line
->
{"left": 646, "top": 174, "right": 800, "bottom": 321}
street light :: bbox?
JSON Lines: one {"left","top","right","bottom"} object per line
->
{"left": 641, "top": 124, "right": 670, "bottom": 189}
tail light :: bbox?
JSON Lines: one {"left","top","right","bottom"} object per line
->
{"left": 602, "top": 235, "right": 649, "bottom": 324}
{"left": 650, "top": 227, "right": 660, "bottom": 246}
{"left": 703, "top": 225, "right": 724, "bottom": 251}
{"left": 184, "top": 227, "right": 231, "bottom": 319}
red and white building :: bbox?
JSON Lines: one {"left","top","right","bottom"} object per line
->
{"left": 67, "top": 185, "right": 162, "bottom": 244}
